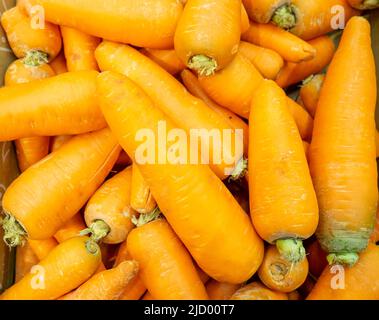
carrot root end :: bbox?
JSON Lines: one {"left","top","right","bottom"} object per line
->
{"left": 276, "top": 239, "right": 305, "bottom": 263}
{"left": 0, "top": 213, "right": 27, "bottom": 248}
{"left": 188, "top": 55, "right": 218, "bottom": 77}
{"left": 23, "top": 50, "right": 49, "bottom": 67}
{"left": 326, "top": 253, "right": 359, "bottom": 267}
{"left": 271, "top": 4, "right": 297, "bottom": 30}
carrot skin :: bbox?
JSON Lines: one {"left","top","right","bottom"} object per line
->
{"left": 231, "top": 282, "right": 288, "bottom": 300}
{"left": 28, "top": 238, "right": 58, "bottom": 260}
{"left": 141, "top": 49, "right": 186, "bottom": 76}
{"left": 242, "top": 0, "right": 291, "bottom": 23}
{"left": 206, "top": 280, "right": 241, "bottom": 300}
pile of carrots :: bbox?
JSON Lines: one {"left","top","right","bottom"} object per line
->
{"left": 0, "top": 0, "right": 378, "bottom": 300}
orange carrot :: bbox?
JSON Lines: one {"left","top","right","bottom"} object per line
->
{"left": 306, "top": 239, "right": 328, "bottom": 278}
{"left": 309, "top": 17, "right": 378, "bottom": 266}
{"left": 206, "top": 280, "right": 241, "bottom": 300}
{"left": 54, "top": 213, "right": 85, "bottom": 243}
{"left": 240, "top": 4, "right": 250, "bottom": 33}
{"left": 276, "top": 36, "right": 335, "bottom": 88}
{"left": 1, "top": 128, "right": 120, "bottom": 244}
{"left": 230, "top": 282, "right": 288, "bottom": 300}
{"left": 348, "top": 0, "right": 379, "bottom": 9}
{"left": 5, "top": 59, "right": 55, "bottom": 85}
{"left": 299, "top": 74, "right": 325, "bottom": 117}
{"left": 242, "top": 0, "right": 291, "bottom": 23}
{"left": 50, "top": 135, "right": 73, "bottom": 152}
{"left": 140, "top": 49, "right": 186, "bottom": 75}
{"left": 49, "top": 51, "right": 68, "bottom": 74}
{"left": 97, "top": 71, "right": 264, "bottom": 283}
{"left": 242, "top": 21, "right": 316, "bottom": 62}
{"left": 28, "top": 238, "right": 58, "bottom": 261}
{"left": 15, "top": 242, "right": 39, "bottom": 282}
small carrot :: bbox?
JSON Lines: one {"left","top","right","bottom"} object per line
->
{"left": 83, "top": 166, "right": 136, "bottom": 244}
{"left": 54, "top": 213, "right": 85, "bottom": 243}
{"left": 1, "top": 128, "right": 120, "bottom": 244}
{"left": 130, "top": 164, "right": 157, "bottom": 215}
{"left": 206, "top": 280, "right": 242, "bottom": 300}
{"left": 49, "top": 51, "right": 68, "bottom": 74}
{"left": 309, "top": 17, "right": 378, "bottom": 266}
{"left": 230, "top": 282, "right": 288, "bottom": 300}
{"left": 50, "top": 135, "right": 73, "bottom": 153}
{"left": 0, "top": 71, "right": 107, "bottom": 141}
{"left": 299, "top": 74, "right": 325, "bottom": 117}
{"left": 0, "top": 236, "right": 101, "bottom": 300}
{"left": 249, "top": 80, "right": 319, "bottom": 263}
{"left": 276, "top": 36, "right": 335, "bottom": 88}
{"left": 238, "top": 41, "right": 284, "bottom": 80}
{"left": 348, "top": 0, "right": 379, "bottom": 9}
{"left": 22, "top": 0, "right": 183, "bottom": 49}
{"left": 242, "top": 0, "right": 291, "bottom": 24}
{"left": 140, "top": 49, "right": 186, "bottom": 76}
{"left": 174, "top": 0, "right": 241, "bottom": 76}
{"left": 15, "top": 242, "right": 39, "bottom": 282}
{"left": 242, "top": 21, "right": 316, "bottom": 63}
{"left": 306, "top": 239, "right": 328, "bottom": 278}
{"left": 1, "top": 6, "right": 61, "bottom": 63}
{"left": 28, "top": 238, "right": 58, "bottom": 261}
{"left": 97, "top": 71, "right": 264, "bottom": 284}
{"left": 61, "top": 26, "right": 100, "bottom": 72}
{"left": 258, "top": 245, "right": 309, "bottom": 293}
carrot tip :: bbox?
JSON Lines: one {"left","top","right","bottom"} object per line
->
{"left": 229, "top": 158, "right": 248, "bottom": 182}
{"left": 23, "top": 50, "right": 49, "bottom": 67}
{"left": 326, "top": 253, "right": 359, "bottom": 267}
{"left": 131, "top": 207, "right": 161, "bottom": 227}
{"left": 276, "top": 239, "right": 306, "bottom": 263}
{"left": 271, "top": 4, "right": 297, "bottom": 30}
{"left": 0, "top": 213, "right": 27, "bottom": 248}
{"left": 80, "top": 220, "right": 110, "bottom": 243}
{"left": 188, "top": 55, "right": 218, "bottom": 77}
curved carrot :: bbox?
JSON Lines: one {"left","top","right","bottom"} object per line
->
{"left": 348, "top": 0, "right": 379, "bottom": 9}
{"left": 258, "top": 245, "right": 309, "bottom": 292}
{"left": 242, "top": 0, "right": 291, "bottom": 23}
{"left": 50, "top": 135, "right": 73, "bottom": 152}
{"left": 61, "top": 26, "right": 100, "bottom": 72}
{"left": 299, "top": 74, "right": 325, "bottom": 117}
{"left": 83, "top": 166, "right": 136, "bottom": 244}
{"left": 239, "top": 41, "right": 284, "bottom": 80}
{"left": 206, "top": 280, "right": 242, "bottom": 300}
{"left": 1, "top": 6, "right": 61, "bottom": 63}
{"left": 307, "top": 243, "right": 379, "bottom": 300}
{"left": 49, "top": 51, "right": 68, "bottom": 74}
{"left": 174, "top": 0, "right": 241, "bottom": 76}
{"left": 28, "top": 238, "right": 58, "bottom": 261}
{"left": 249, "top": 80, "right": 319, "bottom": 262}
{"left": 230, "top": 282, "right": 288, "bottom": 300}
{"left": 306, "top": 239, "right": 328, "bottom": 278}
{"left": 309, "top": 17, "right": 378, "bottom": 266}
{"left": 15, "top": 242, "right": 39, "bottom": 282}
{"left": 22, "top": 0, "right": 183, "bottom": 49}
{"left": 95, "top": 42, "right": 244, "bottom": 180}
{"left": 276, "top": 36, "right": 335, "bottom": 88}
{"left": 0, "top": 236, "right": 101, "bottom": 300}
{"left": 97, "top": 71, "right": 264, "bottom": 283}
{"left": 242, "top": 21, "right": 316, "bottom": 63}
{"left": 1, "top": 128, "right": 120, "bottom": 244}
{"left": 140, "top": 49, "right": 186, "bottom": 76}
{"left": 54, "top": 213, "right": 85, "bottom": 243}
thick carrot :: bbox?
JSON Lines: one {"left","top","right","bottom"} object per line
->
{"left": 22, "top": 0, "right": 183, "bottom": 49}
{"left": 276, "top": 36, "right": 335, "bottom": 88}
{"left": 206, "top": 280, "right": 241, "bottom": 300}
{"left": 1, "top": 6, "right": 61, "bottom": 63}
{"left": 61, "top": 26, "right": 100, "bottom": 72}
{"left": 54, "top": 213, "right": 85, "bottom": 243}
{"left": 348, "top": 0, "right": 379, "bottom": 9}
{"left": 299, "top": 74, "right": 325, "bottom": 117}
{"left": 242, "top": 0, "right": 291, "bottom": 23}
{"left": 130, "top": 164, "right": 157, "bottom": 215}
{"left": 140, "top": 49, "right": 185, "bottom": 76}
{"left": 95, "top": 42, "right": 245, "bottom": 180}
{"left": 306, "top": 239, "right": 328, "bottom": 278}
{"left": 15, "top": 242, "right": 39, "bottom": 282}
{"left": 230, "top": 282, "right": 288, "bottom": 300}
{"left": 258, "top": 245, "right": 309, "bottom": 292}
{"left": 307, "top": 243, "right": 379, "bottom": 300}
{"left": 97, "top": 71, "right": 264, "bottom": 283}
{"left": 1, "top": 129, "right": 120, "bottom": 244}
{"left": 28, "top": 238, "right": 58, "bottom": 261}
{"left": 0, "top": 71, "right": 107, "bottom": 141}
{"left": 50, "top": 135, "right": 73, "bottom": 152}
{"left": 242, "top": 21, "right": 316, "bottom": 63}
{"left": 309, "top": 17, "right": 378, "bottom": 266}
{"left": 174, "top": 0, "right": 241, "bottom": 76}
{"left": 83, "top": 166, "right": 136, "bottom": 244}
{"left": 49, "top": 51, "right": 68, "bottom": 74}
{"left": 238, "top": 41, "right": 284, "bottom": 80}
{"left": 249, "top": 80, "right": 319, "bottom": 263}
{"left": 0, "top": 236, "right": 101, "bottom": 300}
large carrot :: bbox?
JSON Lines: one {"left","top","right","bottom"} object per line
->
{"left": 174, "top": 0, "right": 241, "bottom": 76}
{"left": 28, "top": 238, "right": 58, "bottom": 261}
{"left": 276, "top": 36, "right": 335, "bottom": 88}
{"left": 242, "top": 0, "right": 291, "bottom": 23}
{"left": 1, "top": 128, "right": 120, "bottom": 245}
{"left": 242, "top": 21, "right": 316, "bottom": 63}
{"left": 49, "top": 51, "right": 67, "bottom": 75}
{"left": 140, "top": 49, "right": 186, "bottom": 76}
{"left": 206, "top": 280, "right": 242, "bottom": 300}
{"left": 307, "top": 243, "right": 379, "bottom": 300}
{"left": 299, "top": 74, "right": 325, "bottom": 117}
{"left": 95, "top": 42, "right": 245, "bottom": 180}
{"left": 348, "top": 0, "right": 379, "bottom": 9}
{"left": 83, "top": 166, "right": 136, "bottom": 244}
{"left": 0, "top": 71, "right": 107, "bottom": 141}
{"left": 0, "top": 236, "right": 101, "bottom": 300}
{"left": 21, "top": 0, "right": 183, "bottom": 49}
{"left": 97, "top": 71, "right": 264, "bottom": 283}
{"left": 249, "top": 80, "right": 319, "bottom": 263}
{"left": 309, "top": 17, "right": 378, "bottom": 266}
{"left": 230, "top": 282, "right": 288, "bottom": 300}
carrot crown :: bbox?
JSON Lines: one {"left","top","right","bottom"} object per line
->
{"left": 80, "top": 219, "right": 110, "bottom": 243}
{"left": 326, "top": 253, "right": 359, "bottom": 267}
{"left": 271, "top": 4, "right": 297, "bottom": 30}
{"left": 276, "top": 239, "right": 306, "bottom": 263}
{"left": 0, "top": 213, "right": 27, "bottom": 247}
{"left": 188, "top": 54, "right": 218, "bottom": 77}
{"left": 131, "top": 207, "right": 162, "bottom": 227}
{"left": 23, "top": 50, "right": 49, "bottom": 67}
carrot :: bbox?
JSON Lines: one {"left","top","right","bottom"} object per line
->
{"left": 272, "top": 0, "right": 360, "bottom": 40}
{"left": 83, "top": 166, "right": 136, "bottom": 244}
{"left": 276, "top": 36, "right": 335, "bottom": 88}
{"left": 348, "top": 0, "right": 379, "bottom": 9}
{"left": 62, "top": 260, "right": 138, "bottom": 300}
{"left": 127, "top": 217, "right": 208, "bottom": 300}
{"left": 240, "top": 4, "right": 250, "bottom": 33}
{"left": 230, "top": 282, "right": 288, "bottom": 300}
{"left": 22, "top": 0, "right": 183, "bottom": 49}
{"left": 97, "top": 71, "right": 264, "bottom": 283}
{"left": 140, "top": 49, "right": 186, "bottom": 76}
{"left": 1, "top": 6, "right": 61, "bottom": 63}
{"left": 28, "top": 238, "right": 58, "bottom": 261}
{"left": 307, "top": 243, "right": 379, "bottom": 300}
{"left": 174, "top": 0, "right": 241, "bottom": 76}
{"left": 61, "top": 26, "right": 100, "bottom": 72}
{"left": 258, "top": 245, "right": 309, "bottom": 293}
{"left": 238, "top": 41, "right": 284, "bottom": 80}
{"left": 130, "top": 164, "right": 157, "bottom": 215}
{"left": 15, "top": 242, "right": 39, "bottom": 282}
{"left": 306, "top": 239, "right": 328, "bottom": 278}
{"left": 242, "top": 0, "right": 291, "bottom": 23}
{"left": 242, "top": 21, "right": 316, "bottom": 63}
{"left": 286, "top": 98, "right": 314, "bottom": 142}
{"left": 49, "top": 51, "right": 68, "bottom": 74}
{"left": 299, "top": 74, "right": 325, "bottom": 117}
{"left": 50, "top": 135, "right": 73, "bottom": 152}
{"left": 95, "top": 42, "right": 245, "bottom": 180}
{"left": 54, "top": 213, "right": 85, "bottom": 243}
{"left": 0, "top": 236, "right": 101, "bottom": 300}
{"left": 249, "top": 80, "right": 319, "bottom": 263}
{"left": 206, "top": 280, "right": 242, "bottom": 300}
{"left": 309, "top": 17, "right": 378, "bottom": 266}
{"left": 1, "top": 128, "right": 120, "bottom": 245}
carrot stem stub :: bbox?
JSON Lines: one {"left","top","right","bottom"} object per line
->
{"left": 1, "top": 213, "right": 27, "bottom": 247}
{"left": 271, "top": 4, "right": 296, "bottom": 30}
{"left": 276, "top": 239, "right": 306, "bottom": 263}
{"left": 80, "top": 220, "right": 111, "bottom": 243}
{"left": 23, "top": 50, "right": 49, "bottom": 67}
{"left": 188, "top": 55, "right": 218, "bottom": 77}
